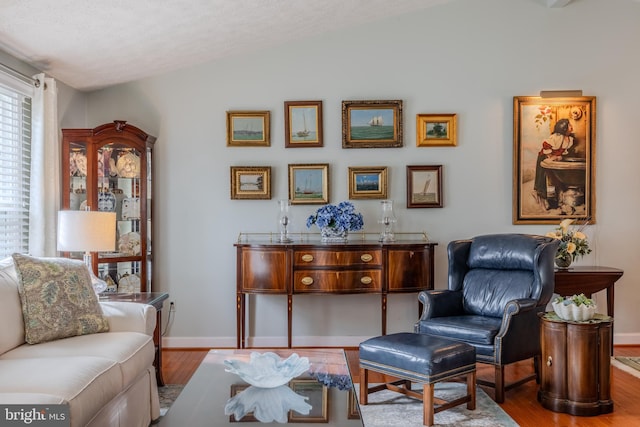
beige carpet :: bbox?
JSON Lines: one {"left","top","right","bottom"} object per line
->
{"left": 612, "top": 356, "right": 640, "bottom": 379}
{"left": 354, "top": 382, "right": 518, "bottom": 427}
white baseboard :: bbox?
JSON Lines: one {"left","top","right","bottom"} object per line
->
{"left": 613, "top": 332, "right": 640, "bottom": 346}
{"left": 163, "top": 332, "right": 640, "bottom": 349}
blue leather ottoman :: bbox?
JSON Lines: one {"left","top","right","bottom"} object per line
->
{"left": 359, "top": 332, "right": 476, "bottom": 426}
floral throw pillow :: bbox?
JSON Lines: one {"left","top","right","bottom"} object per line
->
{"left": 12, "top": 253, "right": 109, "bottom": 344}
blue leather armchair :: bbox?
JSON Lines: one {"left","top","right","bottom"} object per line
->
{"left": 414, "top": 234, "right": 559, "bottom": 403}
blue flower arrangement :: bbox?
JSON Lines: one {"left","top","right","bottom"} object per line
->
{"left": 306, "top": 201, "right": 364, "bottom": 233}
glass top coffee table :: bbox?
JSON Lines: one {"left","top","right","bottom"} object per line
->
{"left": 159, "top": 348, "right": 362, "bottom": 426}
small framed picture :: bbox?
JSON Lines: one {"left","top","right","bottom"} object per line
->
{"left": 407, "top": 165, "right": 443, "bottom": 208}
{"left": 226, "top": 110, "right": 270, "bottom": 147}
{"left": 342, "top": 100, "right": 403, "bottom": 148}
{"left": 288, "top": 379, "right": 328, "bottom": 422}
{"left": 288, "top": 163, "right": 329, "bottom": 205}
{"left": 416, "top": 114, "right": 457, "bottom": 147}
{"left": 230, "top": 166, "right": 271, "bottom": 200}
{"left": 348, "top": 166, "right": 388, "bottom": 199}
{"left": 229, "top": 384, "right": 257, "bottom": 422}
{"left": 284, "top": 101, "right": 323, "bottom": 148}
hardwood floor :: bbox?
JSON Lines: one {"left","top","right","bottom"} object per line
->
{"left": 162, "top": 346, "right": 640, "bottom": 426}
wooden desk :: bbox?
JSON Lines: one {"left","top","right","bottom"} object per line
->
{"left": 554, "top": 266, "right": 623, "bottom": 318}
{"left": 100, "top": 292, "right": 169, "bottom": 386}
{"left": 235, "top": 239, "right": 437, "bottom": 348}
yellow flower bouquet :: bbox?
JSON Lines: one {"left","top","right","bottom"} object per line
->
{"left": 546, "top": 219, "right": 591, "bottom": 266}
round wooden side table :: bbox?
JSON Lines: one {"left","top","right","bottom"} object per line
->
{"left": 537, "top": 312, "right": 613, "bottom": 416}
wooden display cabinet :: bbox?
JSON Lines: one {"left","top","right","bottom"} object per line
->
{"left": 61, "top": 121, "right": 156, "bottom": 293}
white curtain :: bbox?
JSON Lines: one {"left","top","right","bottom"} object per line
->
{"left": 28, "top": 73, "right": 59, "bottom": 256}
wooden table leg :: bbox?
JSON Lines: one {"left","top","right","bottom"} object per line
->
{"left": 154, "top": 308, "right": 166, "bottom": 386}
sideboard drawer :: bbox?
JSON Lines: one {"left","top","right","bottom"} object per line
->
{"left": 238, "top": 247, "right": 288, "bottom": 293}
{"left": 293, "top": 249, "right": 382, "bottom": 267}
{"left": 293, "top": 270, "right": 382, "bottom": 293}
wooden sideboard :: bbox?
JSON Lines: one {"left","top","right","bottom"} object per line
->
{"left": 538, "top": 313, "right": 613, "bottom": 416}
{"left": 235, "top": 238, "right": 437, "bottom": 348}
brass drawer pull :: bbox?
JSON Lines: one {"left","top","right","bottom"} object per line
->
{"left": 546, "top": 356, "right": 552, "bottom": 367}
{"left": 301, "top": 276, "right": 314, "bottom": 286}
{"left": 360, "top": 276, "right": 373, "bottom": 285}
{"left": 301, "top": 254, "right": 314, "bottom": 262}
{"left": 361, "top": 254, "right": 373, "bottom": 262}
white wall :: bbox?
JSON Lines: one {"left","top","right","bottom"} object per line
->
{"left": 83, "top": 0, "right": 640, "bottom": 347}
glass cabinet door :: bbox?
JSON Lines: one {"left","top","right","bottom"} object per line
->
{"left": 62, "top": 121, "right": 156, "bottom": 294}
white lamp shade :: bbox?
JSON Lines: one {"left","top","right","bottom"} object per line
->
{"left": 57, "top": 211, "right": 116, "bottom": 252}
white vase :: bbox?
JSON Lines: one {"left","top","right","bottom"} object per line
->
{"left": 552, "top": 301, "right": 597, "bottom": 321}
{"left": 320, "top": 227, "right": 347, "bottom": 243}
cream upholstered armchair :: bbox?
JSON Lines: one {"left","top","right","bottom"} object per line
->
{"left": 414, "top": 233, "right": 559, "bottom": 402}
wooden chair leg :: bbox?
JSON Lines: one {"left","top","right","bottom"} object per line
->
{"left": 494, "top": 365, "right": 505, "bottom": 403}
{"left": 467, "top": 371, "right": 476, "bottom": 410}
{"left": 423, "top": 383, "right": 435, "bottom": 426}
{"left": 359, "top": 368, "right": 369, "bottom": 405}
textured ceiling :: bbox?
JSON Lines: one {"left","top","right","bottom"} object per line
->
{"left": 0, "top": 0, "right": 455, "bottom": 91}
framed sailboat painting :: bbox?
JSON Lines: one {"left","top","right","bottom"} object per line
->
{"left": 288, "top": 163, "right": 330, "bottom": 205}
{"left": 406, "top": 165, "right": 443, "bottom": 208}
{"left": 342, "top": 100, "right": 403, "bottom": 148}
{"left": 284, "top": 101, "right": 323, "bottom": 148}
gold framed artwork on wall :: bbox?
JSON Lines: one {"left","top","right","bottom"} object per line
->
{"left": 230, "top": 166, "right": 271, "bottom": 200}
{"left": 226, "top": 110, "right": 270, "bottom": 147}
{"left": 513, "top": 96, "right": 596, "bottom": 224}
{"left": 416, "top": 113, "right": 457, "bottom": 147}
{"left": 288, "top": 163, "right": 330, "bottom": 205}
{"left": 348, "top": 166, "right": 388, "bottom": 199}
{"left": 342, "top": 100, "right": 403, "bottom": 148}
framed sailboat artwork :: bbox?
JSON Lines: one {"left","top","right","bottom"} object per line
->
{"left": 284, "top": 101, "right": 323, "bottom": 148}
{"left": 342, "top": 100, "right": 403, "bottom": 148}
{"left": 288, "top": 163, "right": 329, "bottom": 205}
{"left": 406, "top": 165, "right": 443, "bottom": 208}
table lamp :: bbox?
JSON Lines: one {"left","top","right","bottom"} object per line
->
{"left": 57, "top": 210, "right": 116, "bottom": 294}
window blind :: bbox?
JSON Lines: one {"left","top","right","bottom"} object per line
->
{"left": 0, "top": 73, "right": 33, "bottom": 258}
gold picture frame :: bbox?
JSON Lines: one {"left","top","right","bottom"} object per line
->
{"left": 284, "top": 101, "right": 323, "bottom": 148}
{"left": 288, "top": 379, "right": 328, "bottom": 422}
{"left": 288, "top": 163, "right": 330, "bottom": 205}
{"left": 513, "top": 96, "right": 596, "bottom": 224}
{"left": 230, "top": 166, "right": 271, "bottom": 200}
{"left": 226, "top": 110, "right": 270, "bottom": 147}
{"left": 406, "top": 165, "right": 443, "bottom": 208}
{"left": 348, "top": 166, "right": 388, "bottom": 199}
{"left": 416, "top": 113, "right": 457, "bottom": 147}
{"left": 342, "top": 100, "right": 403, "bottom": 148}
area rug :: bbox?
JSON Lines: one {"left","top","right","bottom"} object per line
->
{"left": 612, "top": 356, "right": 640, "bottom": 379}
{"left": 158, "top": 384, "right": 184, "bottom": 416}
{"left": 354, "top": 382, "right": 517, "bottom": 427}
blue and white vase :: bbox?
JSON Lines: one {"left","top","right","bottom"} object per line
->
{"left": 321, "top": 227, "right": 347, "bottom": 243}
